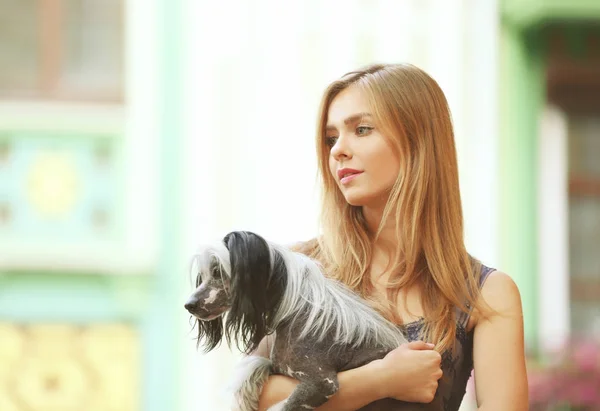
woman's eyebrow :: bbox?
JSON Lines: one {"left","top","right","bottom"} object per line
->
{"left": 326, "top": 112, "right": 373, "bottom": 131}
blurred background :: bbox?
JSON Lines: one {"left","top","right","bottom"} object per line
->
{"left": 0, "top": 0, "right": 599, "bottom": 410}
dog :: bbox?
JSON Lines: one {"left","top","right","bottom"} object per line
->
{"left": 185, "top": 231, "right": 425, "bottom": 411}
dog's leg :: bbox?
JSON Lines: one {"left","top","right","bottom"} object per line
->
{"left": 267, "top": 372, "right": 339, "bottom": 411}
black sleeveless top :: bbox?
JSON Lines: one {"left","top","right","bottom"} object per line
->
{"left": 398, "top": 264, "right": 496, "bottom": 411}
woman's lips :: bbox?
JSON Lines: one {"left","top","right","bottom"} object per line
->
{"left": 340, "top": 171, "right": 363, "bottom": 185}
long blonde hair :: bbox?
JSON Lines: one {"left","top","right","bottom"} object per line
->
{"left": 294, "top": 63, "right": 485, "bottom": 353}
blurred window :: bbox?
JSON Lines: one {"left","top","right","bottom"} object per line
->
{"left": 568, "top": 114, "right": 600, "bottom": 334}
{"left": 0, "top": 0, "right": 124, "bottom": 102}
{"left": 545, "top": 23, "right": 600, "bottom": 335}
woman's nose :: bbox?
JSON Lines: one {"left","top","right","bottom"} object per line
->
{"left": 330, "top": 135, "right": 352, "bottom": 161}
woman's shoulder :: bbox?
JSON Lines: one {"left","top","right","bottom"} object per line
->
{"left": 480, "top": 270, "right": 522, "bottom": 311}
{"left": 288, "top": 238, "right": 320, "bottom": 256}
{"left": 471, "top": 270, "right": 523, "bottom": 328}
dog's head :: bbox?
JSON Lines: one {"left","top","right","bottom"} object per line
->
{"left": 185, "top": 231, "right": 288, "bottom": 354}
{"left": 185, "top": 256, "right": 231, "bottom": 321}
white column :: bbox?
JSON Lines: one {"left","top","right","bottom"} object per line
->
{"left": 461, "top": 0, "right": 500, "bottom": 266}
{"left": 123, "top": 0, "right": 160, "bottom": 271}
{"left": 537, "top": 105, "right": 570, "bottom": 351}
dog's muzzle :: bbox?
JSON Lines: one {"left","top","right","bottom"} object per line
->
{"left": 185, "top": 297, "right": 225, "bottom": 320}
{"left": 184, "top": 297, "right": 206, "bottom": 315}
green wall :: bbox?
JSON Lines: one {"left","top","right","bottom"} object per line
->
{"left": 499, "top": 22, "right": 544, "bottom": 350}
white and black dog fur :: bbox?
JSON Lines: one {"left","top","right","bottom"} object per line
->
{"left": 185, "top": 231, "right": 431, "bottom": 411}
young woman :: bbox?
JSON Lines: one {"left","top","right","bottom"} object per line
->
{"left": 254, "top": 63, "right": 528, "bottom": 410}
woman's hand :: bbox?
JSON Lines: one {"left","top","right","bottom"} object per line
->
{"left": 370, "top": 340, "right": 443, "bottom": 403}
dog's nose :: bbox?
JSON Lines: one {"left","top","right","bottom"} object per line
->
{"left": 184, "top": 297, "right": 197, "bottom": 312}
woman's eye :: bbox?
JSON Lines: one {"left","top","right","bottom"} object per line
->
{"left": 325, "top": 136, "right": 337, "bottom": 147}
{"left": 356, "top": 126, "right": 373, "bottom": 136}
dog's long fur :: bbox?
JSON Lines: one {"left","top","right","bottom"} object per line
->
{"left": 185, "top": 231, "right": 422, "bottom": 411}
{"left": 225, "top": 355, "right": 272, "bottom": 410}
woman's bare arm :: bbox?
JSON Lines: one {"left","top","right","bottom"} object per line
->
{"left": 258, "top": 363, "right": 384, "bottom": 411}
{"left": 472, "top": 271, "right": 529, "bottom": 411}
{"left": 257, "top": 341, "right": 443, "bottom": 411}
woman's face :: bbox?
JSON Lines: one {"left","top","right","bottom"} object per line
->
{"left": 326, "top": 86, "right": 400, "bottom": 210}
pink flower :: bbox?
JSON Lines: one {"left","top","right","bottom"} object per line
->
{"left": 572, "top": 341, "right": 600, "bottom": 373}
{"left": 528, "top": 338, "right": 600, "bottom": 408}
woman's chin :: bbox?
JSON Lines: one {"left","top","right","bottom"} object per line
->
{"left": 343, "top": 192, "right": 389, "bottom": 210}
{"left": 342, "top": 194, "right": 367, "bottom": 207}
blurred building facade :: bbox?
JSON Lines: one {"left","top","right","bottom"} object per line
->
{"left": 499, "top": 0, "right": 600, "bottom": 353}
{"left": 0, "top": 0, "right": 182, "bottom": 410}
{"left": 0, "top": 1, "right": 599, "bottom": 411}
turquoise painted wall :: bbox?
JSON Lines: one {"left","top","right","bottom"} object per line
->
{"left": 144, "top": 0, "right": 185, "bottom": 410}
{"left": 0, "top": 1, "right": 186, "bottom": 410}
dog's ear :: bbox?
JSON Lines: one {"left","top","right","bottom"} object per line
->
{"left": 193, "top": 316, "right": 224, "bottom": 352}
{"left": 223, "top": 231, "right": 284, "bottom": 354}
{"left": 266, "top": 249, "right": 288, "bottom": 314}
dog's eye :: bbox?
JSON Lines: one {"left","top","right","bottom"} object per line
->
{"left": 209, "top": 258, "right": 221, "bottom": 273}
{"left": 211, "top": 266, "right": 223, "bottom": 279}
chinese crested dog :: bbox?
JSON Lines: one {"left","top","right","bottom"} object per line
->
{"left": 185, "top": 231, "right": 414, "bottom": 411}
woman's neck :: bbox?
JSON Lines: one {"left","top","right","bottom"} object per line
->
{"left": 362, "top": 206, "right": 399, "bottom": 282}
{"left": 362, "top": 206, "right": 396, "bottom": 250}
